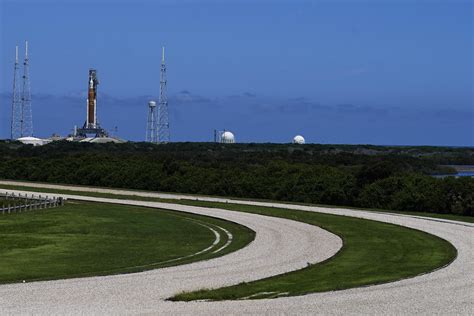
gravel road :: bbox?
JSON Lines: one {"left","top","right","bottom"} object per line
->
{"left": 0, "top": 182, "right": 472, "bottom": 315}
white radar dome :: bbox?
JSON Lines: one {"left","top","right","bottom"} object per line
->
{"left": 148, "top": 101, "right": 156, "bottom": 107}
{"left": 293, "top": 135, "right": 305, "bottom": 144}
{"left": 221, "top": 131, "right": 235, "bottom": 143}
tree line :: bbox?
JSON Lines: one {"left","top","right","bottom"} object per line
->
{"left": 0, "top": 141, "right": 472, "bottom": 216}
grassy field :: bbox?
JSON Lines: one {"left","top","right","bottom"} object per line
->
{"left": 170, "top": 200, "right": 457, "bottom": 301}
{"left": 0, "top": 182, "right": 472, "bottom": 223}
{"left": 0, "top": 201, "right": 254, "bottom": 284}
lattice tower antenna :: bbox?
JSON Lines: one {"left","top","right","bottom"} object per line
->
{"left": 158, "top": 46, "right": 170, "bottom": 143}
{"left": 10, "top": 45, "right": 21, "bottom": 139}
{"left": 146, "top": 100, "right": 158, "bottom": 143}
{"left": 20, "top": 41, "right": 33, "bottom": 137}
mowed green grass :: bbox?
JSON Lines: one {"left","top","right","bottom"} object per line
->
{"left": 0, "top": 201, "right": 255, "bottom": 283}
{"left": 170, "top": 201, "right": 457, "bottom": 301}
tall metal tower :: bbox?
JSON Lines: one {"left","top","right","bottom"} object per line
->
{"left": 158, "top": 46, "right": 170, "bottom": 143}
{"left": 146, "top": 100, "right": 158, "bottom": 143}
{"left": 10, "top": 45, "right": 21, "bottom": 139}
{"left": 11, "top": 41, "right": 33, "bottom": 139}
{"left": 20, "top": 41, "right": 33, "bottom": 137}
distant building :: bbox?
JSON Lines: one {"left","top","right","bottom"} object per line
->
{"left": 79, "top": 137, "right": 124, "bottom": 144}
{"left": 293, "top": 135, "right": 305, "bottom": 144}
{"left": 214, "top": 130, "right": 236, "bottom": 143}
{"left": 221, "top": 131, "right": 235, "bottom": 143}
{"left": 17, "top": 136, "right": 46, "bottom": 146}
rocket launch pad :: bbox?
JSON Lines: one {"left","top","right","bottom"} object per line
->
{"left": 75, "top": 69, "right": 108, "bottom": 138}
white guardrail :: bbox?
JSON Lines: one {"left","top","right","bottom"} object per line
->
{"left": 0, "top": 192, "right": 65, "bottom": 215}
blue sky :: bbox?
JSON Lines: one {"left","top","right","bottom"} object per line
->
{"left": 0, "top": 0, "right": 473, "bottom": 145}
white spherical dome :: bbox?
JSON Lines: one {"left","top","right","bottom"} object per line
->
{"left": 148, "top": 101, "right": 156, "bottom": 107}
{"left": 293, "top": 135, "right": 305, "bottom": 144}
{"left": 221, "top": 131, "right": 235, "bottom": 143}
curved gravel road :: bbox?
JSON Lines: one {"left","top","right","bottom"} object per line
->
{"left": 0, "top": 183, "right": 472, "bottom": 315}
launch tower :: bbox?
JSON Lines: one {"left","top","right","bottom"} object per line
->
{"left": 10, "top": 45, "right": 21, "bottom": 139}
{"left": 157, "top": 47, "right": 170, "bottom": 143}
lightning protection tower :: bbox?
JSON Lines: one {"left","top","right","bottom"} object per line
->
{"left": 158, "top": 46, "right": 170, "bottom": 143}
{"left": 20, "top": 41, "right": 33, "bottom": 137}
{"left": 11, "top": 41, "right": 33, "bottom": 139}
{"left": 10, "top": 45, "right": 21, "bottom": 139}
{"left": 146, "top": 101, "right": 158, "bottom": 143}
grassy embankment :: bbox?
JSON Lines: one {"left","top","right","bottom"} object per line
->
{"left": 0, "top": 200, "right": 254, "bottom": 284}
